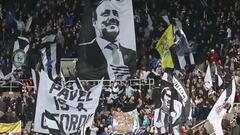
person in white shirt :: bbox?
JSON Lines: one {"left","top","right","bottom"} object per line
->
{"left": 89, "top": 122, "right": 99, "bottom": 135}
{"left": 124, "top": 81, "right": 134, "bottom": 98}
{"left": 227, "top": 26, "right": 232, "bottom": 39}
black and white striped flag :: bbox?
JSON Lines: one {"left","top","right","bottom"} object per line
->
{"left": 153, "top": 72, "right": 182, "bottom": 134}
{"left": 153, "top": 72, "right": 190, "bottom": 135}
{"left": 40, "top": 34, "right": 60, "bottom": 81}
{"left": 174, "top": 29, "right": 195, "bottom": 70}
{"left": 106, "top": 81, "right": 125, "bottom": 104}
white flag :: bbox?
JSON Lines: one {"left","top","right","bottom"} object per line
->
{"left": 207, "top": 90, "right": 226, "bottom": 135}
{"left": 207, "top": 79, "right": 236, "bottom": 135}
{"left": 215, "top": 66, "right": 223, "bottom": 87}
{"left": 204, "top": 64, "right": 213, "bottom": 90}
{"left": 0, "top": 70, "right": 4, "bottom": 79}
{"left": 34, "top": 71, "right": 103, "bottom": 134}
{"left": 228, "top": 79, "right": 236, "bottom": 112}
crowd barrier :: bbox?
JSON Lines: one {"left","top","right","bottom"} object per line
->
{"left": 6, "top": 79, "right": 240, "bottom": 134}
{"left": 0, "top": 78, "right": 155, "bottom": 93}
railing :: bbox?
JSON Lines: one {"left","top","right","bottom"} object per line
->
{"left": 65, "top": 79, "right": 155, "bottom": 89}
{"left": 0, "top": 80, "right": 26, "bottom": 94}
{"left": 191, "top": 120, "right": 207, "bottom": 130}
{"left": 0, "top": 78, "right": 155, "bottom": 92}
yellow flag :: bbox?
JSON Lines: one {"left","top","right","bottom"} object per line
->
{"left": 155, "top": 25, "right": 174, "bottom": 69}
{"left": 0, "top": 121, "right": 21, "bottom": 134}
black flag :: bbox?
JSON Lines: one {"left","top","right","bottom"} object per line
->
{"left": 172, "top": 75, "right": 191, "bottom": 125}
{"left": 40, "top": 33, "right": 61, "bottom": 81}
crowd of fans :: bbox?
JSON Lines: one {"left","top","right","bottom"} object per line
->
{"left": 0, "top": 0, "right": 240, "bottom": 134}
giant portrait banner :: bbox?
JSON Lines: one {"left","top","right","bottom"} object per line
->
{"left": 103, "top": 0, "right": 136, "bottom": 51}
{"left": 77, "top": 0, "right": 136, "bottom": 80}
{"left": 112, "top": 109, "right": 139, "bottom": 134}
{"left": 34, "top": 71, "right": 103, "bottom": 134}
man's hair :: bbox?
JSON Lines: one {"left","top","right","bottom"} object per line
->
{"left": 92, "top": 0, "right": 120, "bottom": 42}
{"left": 161, "top": 87, "right": 171, "bottom": 100}
{"left": 92, "top": 0, "right": 110, "bottom": 21}
{"left": 92, "top": 6, "right": 97, "bottom": 22}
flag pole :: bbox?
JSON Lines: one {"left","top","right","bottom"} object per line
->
{"left": 214, "top": 64, "right": 218, "bottom": 93}
{"left": 167, "top": 69, "right": 174, "bottom": 134}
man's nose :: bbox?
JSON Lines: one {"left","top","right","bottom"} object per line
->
{"left": 108, "top": 11, "right": 117, "bottom": 19}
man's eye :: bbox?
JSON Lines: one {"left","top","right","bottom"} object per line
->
{"left": 101, "top": 10, "right": 110, "bottom": 16}
{"left": 113, "top": 10, "right": 119, "bottom": 17}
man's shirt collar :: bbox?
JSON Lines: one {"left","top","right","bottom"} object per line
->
{"left": 96, "top": 37, "right": 120, "bottom": 50}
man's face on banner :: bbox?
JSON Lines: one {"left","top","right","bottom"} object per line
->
{"left": 162, "top": 87, "right": 171, "bottom": 109}
{"left": 95, "top": 1, "right": 120, "bottom": 42}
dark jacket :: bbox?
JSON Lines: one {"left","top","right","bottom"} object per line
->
{"left": 76, "top": 39, "right": 136, "bottom": 80}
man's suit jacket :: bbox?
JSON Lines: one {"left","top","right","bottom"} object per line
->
{"left": 76, "top": 39, "right": 136, "bottom": 80}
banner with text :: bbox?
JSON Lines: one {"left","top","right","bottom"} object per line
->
{"left": 112, "top": 109, "right": 139, "bottom": 134}
{"left": 34, "top": 71, "right": 103, "bottom": 134}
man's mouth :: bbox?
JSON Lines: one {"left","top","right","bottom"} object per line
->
{"left": 105, "top": 22, "right": 118, "bottom": 27}
{"left": 109, "top": 25, "right": 117, "bottom": 29}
